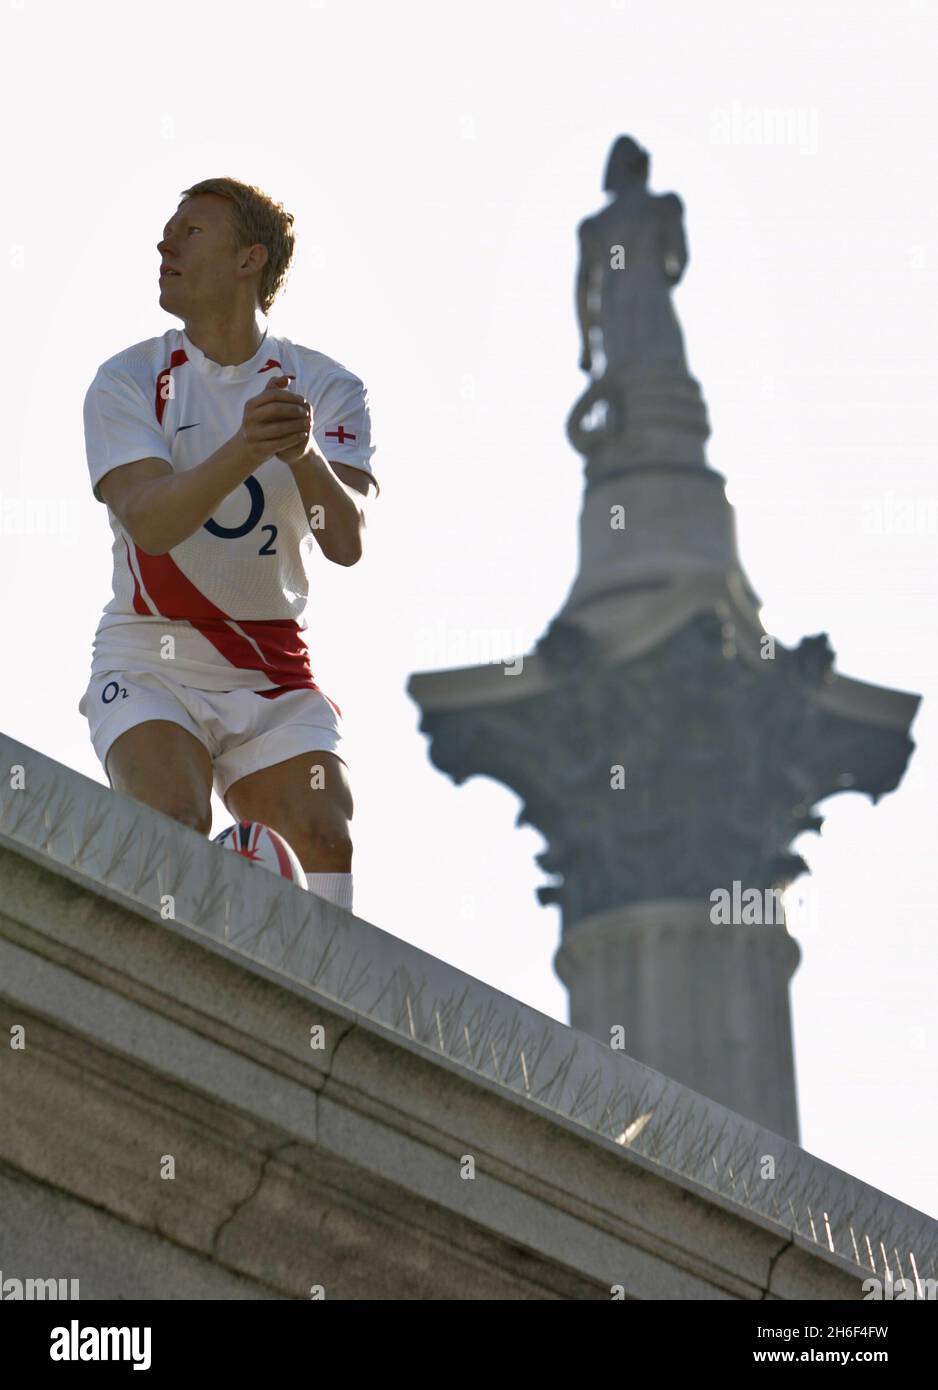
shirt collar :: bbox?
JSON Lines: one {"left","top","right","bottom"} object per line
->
{"left": 181, "top": 326, "right": 275, "bottom": 383}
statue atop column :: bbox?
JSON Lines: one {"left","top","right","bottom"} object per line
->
{"left": 568, "top": 135, "right": 709, "bottom": 470}
{"left": 577, "top": 135, "right": 691, "bottom": 377}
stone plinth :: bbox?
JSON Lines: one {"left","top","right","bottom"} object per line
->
{"left": 1, "top": 735, "right": 936, "bottom": 1299}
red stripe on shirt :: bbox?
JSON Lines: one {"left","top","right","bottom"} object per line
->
{"left": 131, "top": 544, "right": 333, "bottom": 697}
{"left": 258, "top": 359, "right": 294, "bottom": 379}
{"left": 155, "top": 349, "right": 189, "bottom": 425}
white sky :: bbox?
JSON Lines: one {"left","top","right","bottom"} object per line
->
{"left": 2, "top": 0, "right": 935, "bottom": 1219}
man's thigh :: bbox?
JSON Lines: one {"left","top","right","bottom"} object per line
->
{"left": 224, "top": 750, "right": 353, "bottom": 869}
{"left": 107, "top": 720, "right": 214, "bottom": 835}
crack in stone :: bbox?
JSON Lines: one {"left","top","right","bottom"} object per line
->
{"left": 762, "top": 1234, "right": 794, "bottom": 1299}
{"left": 210, "top": 1139, "right": 295, "bottom": 1258}
{"left": 326, "top": 1020, "right": 357, "bottom": 1078}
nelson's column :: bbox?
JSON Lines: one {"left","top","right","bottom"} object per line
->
{"left": 407, "top": 135, "right": 920, "bottom": 1142}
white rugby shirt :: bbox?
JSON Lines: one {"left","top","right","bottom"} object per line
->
{"left": 83, "top": 327, "right": 377, "bottom": 697}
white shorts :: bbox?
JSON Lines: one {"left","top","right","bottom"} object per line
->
{"left": 79, "top": 667, "right": 346, "bottom": 801}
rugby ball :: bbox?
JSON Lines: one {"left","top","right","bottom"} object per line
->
{"left": 213, "top": 820, "right": 307, "bottom": 888}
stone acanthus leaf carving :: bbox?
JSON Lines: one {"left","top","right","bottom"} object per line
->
{"left": 419, "top": 613, "right": 916, "bottom": 931}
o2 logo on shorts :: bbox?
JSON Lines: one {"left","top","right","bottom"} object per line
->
{"left": 102, "top": 680, "right": 129, "bottom": 704}
{"left": 203, "top": 476, "right": 277, "bottom": 555}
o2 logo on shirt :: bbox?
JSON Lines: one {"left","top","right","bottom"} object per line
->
{"left": 203, "top": 477, "right": 277, "bottom": 554}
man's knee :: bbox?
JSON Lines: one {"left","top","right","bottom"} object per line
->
{"left": 306, "top": 823, "right": 353, "bottom": 859}
{"left": 136, "top": 793, "right": 212, "bottom": 837}
{"left": 293, "top": 820, "right": 353, "bottom": 869}
{"left": 167, "top": 803, "right": 213, "bottom": 837}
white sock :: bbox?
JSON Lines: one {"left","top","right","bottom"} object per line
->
{"left": 305, "top": 872, "right": 353, "bottom": 911}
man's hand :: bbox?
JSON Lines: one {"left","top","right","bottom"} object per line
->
{"left": 238, "top": 375, "right": 311, "bottom": 467}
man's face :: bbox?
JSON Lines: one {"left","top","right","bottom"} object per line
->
{"left": 157, "top": 193, "right": 256, "bottom": 315}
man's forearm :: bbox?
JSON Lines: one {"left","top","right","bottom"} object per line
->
{"left": 128, "top": 434, "right": 259, "bottom": 554}
{"left": 288, "top": 443, "right": 364, "bottom": 566}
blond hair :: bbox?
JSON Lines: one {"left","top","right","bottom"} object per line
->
{"left": 179, "top": 176, "right": 296, "bottom": 314}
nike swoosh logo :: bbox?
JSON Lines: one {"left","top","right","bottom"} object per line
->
{"left": 176, "top": 422, "right": 200, "bottom": 433}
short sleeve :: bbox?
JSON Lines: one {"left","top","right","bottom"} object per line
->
{"left": 83, "top": 365, "right": 173, "bottom": 503}
{"left": 312, "top": 370, "right": 379, "bottom": 497}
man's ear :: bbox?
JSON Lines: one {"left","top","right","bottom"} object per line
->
{"left": 241, "top": 243, "right": 268, "bottom": 275}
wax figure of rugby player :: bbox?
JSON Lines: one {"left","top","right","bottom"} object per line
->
{"left": 79, "top": 178, "right": 379, "bottom": 911}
